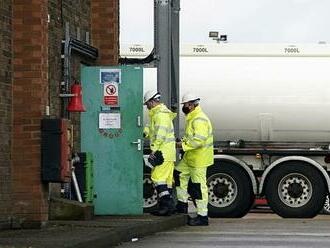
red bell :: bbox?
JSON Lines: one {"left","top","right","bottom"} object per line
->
{"left": 67, "top": 84, "right": 86, "bottom": 112}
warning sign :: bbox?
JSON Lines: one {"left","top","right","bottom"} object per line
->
{"left": 104, "top": 82, "right": 118, "bottom": 106}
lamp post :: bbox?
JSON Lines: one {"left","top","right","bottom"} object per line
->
{"left": 209, "top": 31, "right": 227, "bottom": 43}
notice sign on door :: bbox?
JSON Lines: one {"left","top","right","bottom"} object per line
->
{"left": 99, "top": 113, "right": 121, "bottom": 129}
{"left": 104, "top": 82, "right": 118, "bottom": 106}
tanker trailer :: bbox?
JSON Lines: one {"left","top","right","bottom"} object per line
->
{"left": 121, "top": 43, "right": 330, "bottom": 218}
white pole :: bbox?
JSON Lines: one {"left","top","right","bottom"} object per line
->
{"left": 72, "top": 168, "right": 83, "bottom": 203}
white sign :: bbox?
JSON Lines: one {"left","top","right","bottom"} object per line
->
{"left": 99, "top": 113, "right": 121, "bottom": 129}
{"left": 103, "top": 82, "right": 119, "bottom": 106}
{"left": 103, "top": 82, "right": 118, "bottom": 96}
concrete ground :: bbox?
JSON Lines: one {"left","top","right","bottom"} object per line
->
{"left": 0, "top": 214, "right": 186, "bottom": 248}
{"left": 119, "top": 213, "right": 330, "bottom": 248}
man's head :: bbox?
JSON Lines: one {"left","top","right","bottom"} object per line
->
{"left": 144, "top": 90, "right": 161, "bottom": 110}
{"left": 181, "top": 93, "right": 200, "bottom": 115}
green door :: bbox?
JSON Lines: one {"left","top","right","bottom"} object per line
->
{"left": 81, "top": 66, "right": 143, "bottom": 215}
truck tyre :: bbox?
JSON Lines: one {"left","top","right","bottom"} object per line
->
{"left": 207, "top": 161, "right": 255, "bottom": 218}
{"left": 143, "top": 173, "right": 158, "bottom": 213}
{"left": 265, "top": 162, "right": 326, "bottom": 218}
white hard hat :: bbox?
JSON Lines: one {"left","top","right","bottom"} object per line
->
{"left": 144, "top": 90, "right": 161, "bottom": 104}
{"left": 181, "top": 93, "right": 200, "bottom": 104}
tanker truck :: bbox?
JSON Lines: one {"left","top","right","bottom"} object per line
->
{"left": 121, "top": 43, "right": 330, "bottom": 218}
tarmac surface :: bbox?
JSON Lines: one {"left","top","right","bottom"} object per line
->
{"left": 0, "top": 214, "right": 187, "bottom": 248}
{"left": 119, "top": 213, "right": 330, "bottom": 248}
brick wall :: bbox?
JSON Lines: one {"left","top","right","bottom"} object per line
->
{"left": 48, "top": 0, "right": 92, "bottom": 152}
{"left": 0, "top": 0, "right": 119, "bottom": 226}
{"left": 0, "top": 0, "right": 12, "bottom": 222}
{"left": 91, "top": 0, "right": 119, "bottom": 65}
{"left": 48, "top": 0, "right": 91, "bottom": 118}
{"left": 47, "top": 0, "right": 120, "bottom": 151}
{"left": 48, "top": 0, "right": 62, "bottom": 118}
{"left": 12, "top": 0, "right": 49, "bottom": 225}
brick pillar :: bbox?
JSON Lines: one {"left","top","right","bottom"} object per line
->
{"left": 0, "top": 0, "right": 13, "bottom": 222}
{"left": 12, "top": 0, "right": 49, "bottom": 226}
{"left": 91, "top": 0, "right": 119, "bottom": 65}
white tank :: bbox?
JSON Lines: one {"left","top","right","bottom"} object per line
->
{"left": 121, "top": 43, "right": 330, "bottom": 142}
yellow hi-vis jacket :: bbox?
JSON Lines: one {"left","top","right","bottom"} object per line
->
{"left": 145, "top": 104, "right": 177, "bottom": 162}
{"left": 182, "top": 105, "right": 214, "bottom": 167}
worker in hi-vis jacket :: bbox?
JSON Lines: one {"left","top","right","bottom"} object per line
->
{"left": 143, "top": 90, "right": 177, "bottom": 216}
{"left": 175, "top": 93, "right": 214, "bottom": 226}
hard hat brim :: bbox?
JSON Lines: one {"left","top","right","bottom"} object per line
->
{"left": 180, "top": 98, "right": 200, "bottom": 104}
{"left": 144, "top": 92, "right": 161, "bottom": 104}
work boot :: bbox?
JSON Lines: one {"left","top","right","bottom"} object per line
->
{"left": 151, "top": 197, "right": 172, "bottom": 216}
{"left": 168, "top": 197, "right": 176, "bottom": 213}
{"left": 188, "top": 215, "right": 209, "bottom": 226}
{"left": 175, "top": 201, "right": 188, "bottom": 214}
{"left": 168, "top": 188, "right": 176, "bottom": 213}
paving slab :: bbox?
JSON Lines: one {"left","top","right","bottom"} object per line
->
{"left": 0, "top": 214, "right": 187, "bottom": 248}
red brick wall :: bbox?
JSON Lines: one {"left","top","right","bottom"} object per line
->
{"left": 91, "top": 0, "right": 119, "bottom": 65}
{"left": 48, "top": 0, "right": 92, "bottom": 118}
{"left": 0, "top": 0, "right": 119, "bottom": 226}
{"left": 12, "top": 0, "right": 49, "bottom": 225}
{"left": 48, "top": 0, "right": 93, "bottom": 152}
{"left": 0, "top": 0, "right": 12, "bottom": 222}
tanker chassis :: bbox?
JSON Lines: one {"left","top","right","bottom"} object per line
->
{"left": 122, "top": 43, "right": 330, "bottom": 218}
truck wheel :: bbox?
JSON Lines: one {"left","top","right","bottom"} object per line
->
{"left": 143, "top": 173, "right": 158, "bottom": 213}
{"left": 265, "top": 162, "right": 326, "bottom": 218}
{"left": 207, "top": 161, "right": 255, "bottom": 218}
{"left": 322, "top": 195, "right": 330, "bottom": 214}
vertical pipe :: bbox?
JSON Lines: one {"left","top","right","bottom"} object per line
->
{"left": 155, "top": 0, "right": 171, "bottom": 107}
{"left": 72, "top": 170, "right": 83, "bottom": 202}
{"left": 64, "top": 22, "right": 70, "bottom": 94}
{"left": 154, "top": 0, "right": 180, "bottom": 140}
{"left": 171, "top": 0, "right": 180, "bottom": 138}
{"left": 62, "top": 22, "right": 70, "bottom": 118}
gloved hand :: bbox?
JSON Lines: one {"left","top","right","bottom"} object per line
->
{"left": 176, "top": 138, "right": 182, "bottom": 148}
{"left": 148, "top": 153, "right": 156, "bottom": 161}
{"left": 148, "top": 150, "right": 164, "bottom": 167}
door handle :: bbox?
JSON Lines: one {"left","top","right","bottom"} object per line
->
{"left": 131, "top": 138, "right": 141, "bottom": 151}
{"left": 137, "top": 115, "right": 142, "bottom": 127}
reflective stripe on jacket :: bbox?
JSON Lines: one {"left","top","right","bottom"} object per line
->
{"left": 182, "top": 105, "right": 214, "bottom": 167}
{"left": 143, "top": 126, "right": 150, "bottom": 139}
{"left": 148, "top": 104, "right": 177, "bottom": 161}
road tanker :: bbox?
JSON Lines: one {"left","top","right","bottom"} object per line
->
{"left": 121, "top": 43, "right": 330, "bottom": 218}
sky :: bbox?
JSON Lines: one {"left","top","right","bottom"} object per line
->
{"left": 120, "top": 0, "right": 330, "bottom": 44}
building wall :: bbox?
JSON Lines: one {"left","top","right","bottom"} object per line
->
{"left": 0, "top": 0, "right": 12, "bottom": 222}
{"left": 0, "top": 0, "right": 119, "bottom": 227}
{"left": 11, "top": 0, "right": 50, "bottom": 226}
{"left": 48, "top": 0, "right": 93, "bottom": 152}
{"left": 48, "top": 0, "right": 92, "bottom": 118}
{"left": 91, "top": 0, "right": 119, "bottom": 65}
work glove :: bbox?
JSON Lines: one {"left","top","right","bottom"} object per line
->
{"left": 176, "top": 137, "right": 182, "bottom": 148}
{"left": 148, "top": 150, "right": 164, "bottom": 167}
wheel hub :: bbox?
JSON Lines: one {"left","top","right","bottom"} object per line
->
{"left": 144, "top": 182, "right": 155, "bottom": 199}
{"left": 287, "top": 182, "right": 303, "bottom": 198}
{"left": 324, "top": 195, "right": 330, "bottom": 214}
{"left": 143, "top": 177, "right": 158, "bottom": 208}
{"left": 208, "top": 173, "right": 237, "bottom": 208}
{"left": 278, "top": 173, "right": 312, "bottom": 208}
{"left": 213, "top": 183, "right": 229, "bottom": 198}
